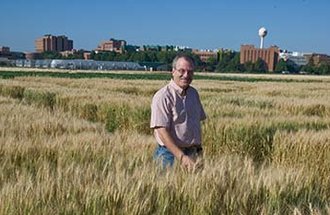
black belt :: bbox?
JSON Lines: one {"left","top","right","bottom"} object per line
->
{"left": 159, "top": 144, "right": 203, "bottom": 153}
{"left": 181, "top": 146, "right": 203, "bottom": 154}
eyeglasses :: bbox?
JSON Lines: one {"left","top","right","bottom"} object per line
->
{"left": 175, "top": 68, "right": 194, "bottom": 75}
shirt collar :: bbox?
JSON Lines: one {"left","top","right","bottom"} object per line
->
{"left": 169, "top": 79, "right": 188, "bottom": 96}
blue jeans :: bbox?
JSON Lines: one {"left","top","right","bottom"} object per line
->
{"left": 154, "top": 144, "right": 203, "bottom": 169}
{"left": 154, "top": 145, "right": 175, "bottom": 168}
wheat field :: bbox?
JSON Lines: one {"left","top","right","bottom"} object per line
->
{"left": 0, "top": 69, "right": 329, "bottom": 214}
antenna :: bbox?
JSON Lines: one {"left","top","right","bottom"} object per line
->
{"left": 258, "top": 27, "right": 268, "bottom": 49}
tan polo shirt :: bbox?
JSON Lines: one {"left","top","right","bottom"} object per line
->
{"left": 150, "top": 79, "right": 206, "bottom": 147}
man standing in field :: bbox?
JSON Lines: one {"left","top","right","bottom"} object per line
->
{"left": 150, "top": 54, "right": 206, "bottom": 170}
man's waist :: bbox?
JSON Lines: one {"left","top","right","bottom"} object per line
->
{"left": 158, "top": 144, "right": 202, "bottom": 150}
{"left": 158, "top": 144, "right": 203, "bottom": 155}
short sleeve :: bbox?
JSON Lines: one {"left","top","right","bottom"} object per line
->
{"left": 150, "top": 91, "right": 172, "bottom": 129}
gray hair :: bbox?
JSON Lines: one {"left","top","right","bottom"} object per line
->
{"left": 172, "top": 54, "right": 195, "bottom": 69}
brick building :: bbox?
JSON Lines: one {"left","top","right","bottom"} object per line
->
{"left": 192, "top": 49, "right": 218, "bottom": 62}
{"left": 0, "top": 46, "right": 11, "bottom": 63}
{"left": 95, "top": 38, "right": 126, "bottom": 54}
{"left": 304, "top": 53, "right": 330, "bottom": 66}
{"left": 35, "top": 34, "right": 73, "bottom": 53}
{"left": 25, "top": 52, "right": 42, "bottom": 60}
{"left": 0, "top": 46, "right": 10, "bottom": 55}
{"left": 240, "top": 45, "right": 279, "bottom": 72}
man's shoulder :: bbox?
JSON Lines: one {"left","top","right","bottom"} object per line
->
{"left": 187, "top": 85, "right": 200, "bottom": 95}
{"left": 153, "top": 84, "right": 172, "bottom": 100}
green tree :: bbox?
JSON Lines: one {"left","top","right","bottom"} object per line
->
{"left": 225, "top": 53, "right": 242, "bottom": 72}
{"left": 42, "top": 51, "right": 62, "bottom": 59}
{"left": 317, "top": 63, "right": 330, "bottom": 75}
{"left": 215, "top": 51, "right": 240, "bottom": 72}
{"left": 301, "top": 64, "right": 315, "bottom": 74}
{"left": 65, "top": 49, "right": 84, "bottom": 60}
{"left": 92, "top": 51, "right": 117, "bottom": 61}
{"left": 216, "top": 52, "right": 231, "bottom": 71}
{"left": 253, "top": 58, "right": 267, "bottom": 73}
{"left": 147, "top": 51, "right": 158, "bottom": 62}
{"left": 275, "top": 59, "right": 288, "bottom": 72}
{"left": 243, "top": 61, "right": 254, "bottom": 73}
{"left": 300, "top": 57, "right": 317, "bottom": 74}
{"left": 204, "top": 57, "right": 217, "bottom": 72}
{"left": 157, "top": 51, "right": 176, "bottom": 64}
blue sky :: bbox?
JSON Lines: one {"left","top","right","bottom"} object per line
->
{"left": 1, "top": 0, "right": 329, "bottom": 54}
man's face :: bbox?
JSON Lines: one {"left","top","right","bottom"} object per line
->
{"left": 172, "top": 58, "right": 194, "bottom": 89}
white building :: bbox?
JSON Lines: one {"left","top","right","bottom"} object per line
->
{"left": 279, "top": 50, "right": 308, "bottom": 66}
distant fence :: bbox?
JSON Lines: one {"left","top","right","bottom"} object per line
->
{"left": 12, "top": 59, "right": 146, "bottom": 71}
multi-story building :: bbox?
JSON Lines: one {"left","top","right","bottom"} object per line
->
{"left": 0, "top": 46, "right": 24, "bottom": 60}
{"left": 139, "top": 45, "right": 177, "bottom": 52}
{"left": 56, "top": 35, "right": 73, "bottom": 52}
{"left": 304, "top": 53, "right": 330, "bottom": 66}
{"left": 25, "top": 52, "right": 42, "bottom": 60}
{"left": 279, "top": 50, "right": 308, "bottom": 67}
{"left": 240, "top": 45, "right": 279, "bottom": 72}
{"left": 192, "top": 49, "right": 218, "bottom": 62}
{"left": 0, "top": 46, "right": 11, "bottom": 63}
{"left": 174, "top": 46, "right": 192, "bottom": 52}
{"left": 0, "top": 46, "right": 10, "bottom": 55}
{"left": 35, "top": 34, "right": 73, "bottom": 53}
{"left": 95, "top": 38, "right": 126, "bottom": 54}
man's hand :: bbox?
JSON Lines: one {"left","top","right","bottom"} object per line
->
{"left": 180, "top": 155, "right": 196, "bottom": 170}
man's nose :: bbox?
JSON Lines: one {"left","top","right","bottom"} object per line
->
{"left": 182, "top": 72, "right": 189, "bottom": 77}
{"left": 182, "top": 71, "right": 192, "bottom": 77}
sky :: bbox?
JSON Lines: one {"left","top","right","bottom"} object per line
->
{"left": 1, "top": 0, "right": 330, "bottom": 54}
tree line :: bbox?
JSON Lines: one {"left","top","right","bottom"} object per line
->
{"left": 37, "top": 49, "right": 330, "bottom": 75}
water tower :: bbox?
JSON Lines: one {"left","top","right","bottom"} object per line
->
{"left": 258, "top": 27, "right": 267, "bottom": 49}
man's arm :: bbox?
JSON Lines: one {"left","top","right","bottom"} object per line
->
{"left": 155, "top": 127, "right": 195, "bottom": 168}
